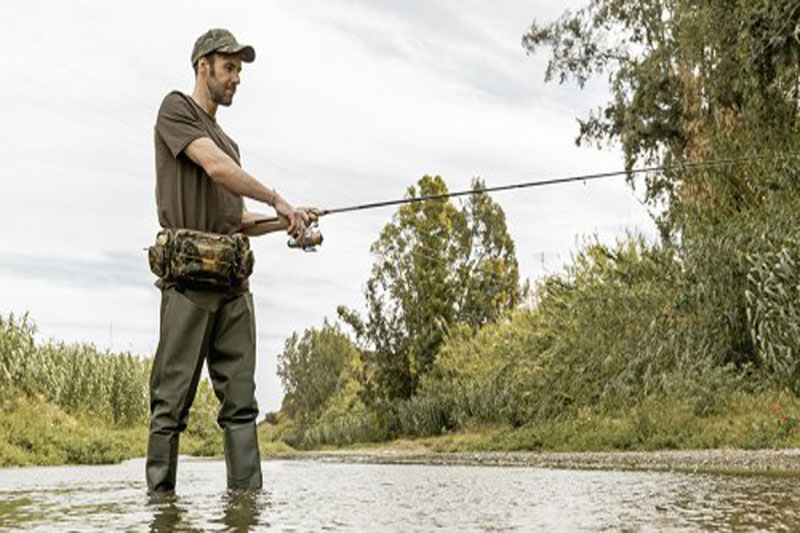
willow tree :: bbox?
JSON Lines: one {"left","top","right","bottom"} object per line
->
{"left": 339, "top": 175, "right": 521, "bottom": 401}
{"left": 525, "top": 1, "right": 800, "bottom": 376}
{"left": 524, "top": 0, "right": 800, "bottom": 228}
{"left": 277, "top": 320, "right": 359, "bottom": 421}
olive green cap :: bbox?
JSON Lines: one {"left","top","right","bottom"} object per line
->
{"left": 191, "top": 28, "right": 255, "bottom": 66}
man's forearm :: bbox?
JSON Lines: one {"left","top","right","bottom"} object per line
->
{"left": 214, "top": 162, "right": 299, "bottom": 223}
{"left": 209, "top": 159, "right": 276, "bottom": 204}
{"left": 184, "top": 137, "right": 298, "bottom": 225}
{"left": 240, "top": 211, "right": 289, "bottom": 236}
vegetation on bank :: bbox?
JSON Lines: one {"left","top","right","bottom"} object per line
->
{"left": 264, "top": 1, "right": 800, "bottom": 451}
{"left": 0, "top": 315, "right": 241, "bottom": 466}
{"left": 264, "top": 207, "right": 800, "bottom": 452}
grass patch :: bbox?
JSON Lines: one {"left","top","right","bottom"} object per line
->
{"left": 305, "top": 390, "right": 800, "bottom": 454}
{"left": 0, "top": 395, "right": 146, "bottom": 467}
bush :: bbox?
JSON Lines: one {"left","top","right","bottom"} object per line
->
{"left": 0, "top": 396, "right": 146, "bottom": 466}
{"left": 401, "top": 192, "right": 800, "bottom": 440}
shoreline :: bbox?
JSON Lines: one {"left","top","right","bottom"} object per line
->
{"left": 272, "top": 447, "right": 800, "bottom": 476}
{"left": 4, "top": 447, "right": 800, "bottom": 476}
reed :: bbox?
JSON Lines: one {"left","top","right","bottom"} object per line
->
{"left": 0, "top": 314, "right": 229, "bottom": 464}
{"left": 0, "top": 314, "right": 150, "bottom": 427}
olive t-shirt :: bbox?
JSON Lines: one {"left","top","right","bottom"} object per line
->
{"left": 154, "top": 91, "right": 244, "bottom": 235}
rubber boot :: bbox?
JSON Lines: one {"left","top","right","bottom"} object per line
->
{"left": 224, "top": 422, "right": 262, "bottom": 490}
{"left": 146, "top": 432, "right": 180, "bottom": 492}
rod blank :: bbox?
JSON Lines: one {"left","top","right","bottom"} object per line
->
{"left": 254, "top": 152, "right": 796, "bottom": 225}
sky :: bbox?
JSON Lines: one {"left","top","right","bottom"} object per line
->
{"left": 0, "top": 0, "right": 657, "bottom": 412}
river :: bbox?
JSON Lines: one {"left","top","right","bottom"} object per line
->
{"left": 0, "top": 457, "right": 798, "bottom": 531}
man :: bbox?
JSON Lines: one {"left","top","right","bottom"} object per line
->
{"left": 147, "top": 28, "right": 317, "bottom": 491}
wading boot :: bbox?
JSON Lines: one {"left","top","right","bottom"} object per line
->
{"left": 224, "top": 422, "right": 262, "bottom": 490}
{"left": 146, "top": 432, "right": 180, "bottom": 492}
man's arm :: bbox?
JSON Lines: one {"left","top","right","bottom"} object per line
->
{"left": 240, "top": 206, "right": 324, "bottom": 237}
{"left": 184, "top": 137, "right": 309, "bottom": 237}
{"left": 240, "top": 210, "right": 289, "bottom": 236}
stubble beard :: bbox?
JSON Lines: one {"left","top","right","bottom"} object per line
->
{"left": 207, "top": 77, "right": 234, "bottom": 107}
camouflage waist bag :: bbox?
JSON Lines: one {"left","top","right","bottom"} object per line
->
{"left": 148, "top": 229, "right": 254, "bottom": 289}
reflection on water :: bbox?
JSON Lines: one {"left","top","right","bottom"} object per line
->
{"left": 217, "top": 490, "right": 265, "bottom": 532}
{"left": 148, "top": 492, "right": 184, "bottom": 532}
{"left": 147, "top": 488, "right": 265, "bottom": 532}
{"left": 0, "top": 458, "right": 799, "bottom": 531}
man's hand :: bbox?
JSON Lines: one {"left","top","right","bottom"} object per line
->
{"left": 297, "top": 207, "right": 324, "bottom": 223}
{"left": 272, "top": 197, "right": 307, "bottom": 239}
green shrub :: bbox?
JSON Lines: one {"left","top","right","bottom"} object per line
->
{"left": 396, "top": 192, "right": 800, "bottom": 443}
{"left": 0, "top": 396, "right": 146, "bottom": 466}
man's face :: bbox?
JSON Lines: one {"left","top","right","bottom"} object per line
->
{"left": 201, "top": 53, "right": 243, "bottom": 107}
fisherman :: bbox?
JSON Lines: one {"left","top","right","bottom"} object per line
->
{"left": 147, "top": 28, "right": 319, "bottom": 491}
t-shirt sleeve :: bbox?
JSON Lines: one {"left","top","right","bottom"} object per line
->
{"left": 156, "top": 93, "right": 208, "bottom": 158}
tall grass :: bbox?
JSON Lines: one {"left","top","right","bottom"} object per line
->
{"left": 0, "top": 313, "right": 234, "bottom": 464}
{"left": 0, "top": 314, "right": 150, "bottom": 427}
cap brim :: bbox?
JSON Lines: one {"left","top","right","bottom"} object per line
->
{"left": 217, "top": 44, "right": 256, "bottom": 63}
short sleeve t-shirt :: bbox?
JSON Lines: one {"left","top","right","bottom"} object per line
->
{"left": 154, "top": 91, "right": 244, "bottom": 235}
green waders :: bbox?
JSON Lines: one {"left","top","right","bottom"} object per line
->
{"left": 146, "top": 285, "right": 262, "bottom": 491}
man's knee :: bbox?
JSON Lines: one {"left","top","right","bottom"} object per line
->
{"left": 149, "top": 396, "right": 192, "bottom": 434}
{"left": 217, "top": 396, "right": 259, "bottom": 429}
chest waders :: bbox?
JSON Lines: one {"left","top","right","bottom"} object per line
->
{"left": 146, "top": 231, "right": 262, "bottom": 491}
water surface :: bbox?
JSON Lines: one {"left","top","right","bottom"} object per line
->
{"left": 0, "top": 457, "right": 798, "bottom": 531}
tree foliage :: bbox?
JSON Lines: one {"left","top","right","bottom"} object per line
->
{"left": 277, "top": 320, "right": 360, "bottom": 421}
{"left": 523, "top": 0, "right": 800, "bottom": 229}
{"left": 339, "top": 175, "right": 521, "bottom": 402}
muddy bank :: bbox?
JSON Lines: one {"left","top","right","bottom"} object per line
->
{"left": 275, "top": 447, "right": 800, "bottom": 476}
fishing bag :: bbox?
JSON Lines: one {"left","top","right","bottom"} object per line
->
{"left": 148, "top": 228, "right": 254, "bottom": 289}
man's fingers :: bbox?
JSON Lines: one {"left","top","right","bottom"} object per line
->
{"left": 287, "top": 211, "right": 308, "bottom": 240}
{"left": 296, "top": 216, "right": 307, "bottom": 237}
{"left": 287, "top": 212, "right": 298, "bottom": 235}
{"left": 297, "top": 206, "right": 323, "bottom": 223}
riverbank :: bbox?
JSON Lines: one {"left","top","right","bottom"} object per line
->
{"left": 4, "top": 390, "right": 800, "bottom": 476}
{"left": 4, "top": 396, "right": 800, "bottom": 476}
{"left": 0, "top": 395, "right": 247, "bottom": 467}
{"left": 283, "top": 445, "right": 800, "bottom": 476}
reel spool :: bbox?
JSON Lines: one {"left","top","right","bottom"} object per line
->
{"left": 287, "top": 222, "right": 324, "bottom": 252}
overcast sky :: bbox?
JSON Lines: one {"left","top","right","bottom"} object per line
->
{"left": 0, "top": 0, "right": 656, "bottom": 412}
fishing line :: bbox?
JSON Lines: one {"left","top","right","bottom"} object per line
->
{"left": 256, "top": 152, "right": 798, "bottom": 226}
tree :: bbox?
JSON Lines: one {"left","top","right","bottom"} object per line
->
{"left": 277, "top": 320, "right": 359, "bottom": 421}
{"left": 523, "top": 1, "right": 800, "bottom": 230}
{"left": 339, "top": 175, "right": 521, "bottom": 402}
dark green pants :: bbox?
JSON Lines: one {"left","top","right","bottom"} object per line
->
{"left": 146, "top": 285, "right": 262, "bottom": 491}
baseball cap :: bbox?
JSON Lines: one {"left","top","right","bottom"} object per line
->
{"left": 191, "top": 28, "right": 256, "bottom": 66}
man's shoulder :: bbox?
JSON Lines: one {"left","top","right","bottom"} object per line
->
{"left": 158, "top": 91, "right": 194, "bottom": 116}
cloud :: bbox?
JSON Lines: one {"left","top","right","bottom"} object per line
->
{"left": 0, "top": 251, "right": 151, "bottom": 289}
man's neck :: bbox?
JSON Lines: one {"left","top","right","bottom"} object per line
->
{"left": 191, "top": 84, "right": 217, "bottom": 119}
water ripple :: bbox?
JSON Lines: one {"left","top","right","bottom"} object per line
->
{"left": 0, "top": 458, "right": 798, "bottom": 531}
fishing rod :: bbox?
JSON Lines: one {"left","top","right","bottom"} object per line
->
{"left": 255, "top": 152, "right": 798, "bottom": 251}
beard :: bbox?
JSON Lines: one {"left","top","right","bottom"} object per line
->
{"left": 207, "top": 76, "right": 234, "bottom": 107}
